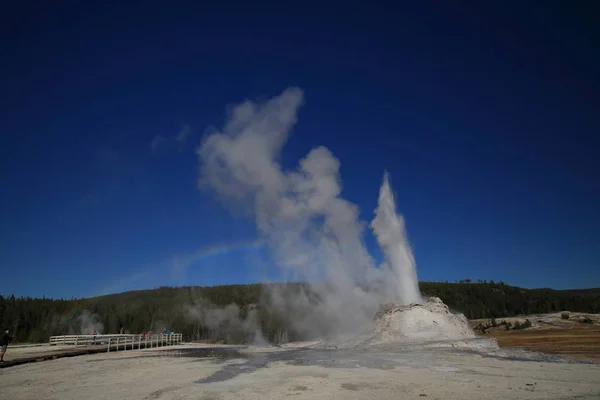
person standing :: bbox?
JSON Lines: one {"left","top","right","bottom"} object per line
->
{"left": 0, "top": 330, "right": 13, "bottom": 362}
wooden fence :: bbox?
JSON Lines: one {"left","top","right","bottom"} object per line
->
{"left": 49, "top": 333, "right": 183, "bottom": 352}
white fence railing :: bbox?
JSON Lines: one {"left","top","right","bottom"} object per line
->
{"left": 49, "top": 333, "right": 183, "bottom": 352}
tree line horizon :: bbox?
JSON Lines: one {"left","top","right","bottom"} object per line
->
{"left": 1, "top": 279, "right": 589, "bottom": 301}
{"left": 1, "top": 281, "right": 598, "bottom": 344}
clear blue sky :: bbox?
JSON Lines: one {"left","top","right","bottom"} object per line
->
{"left": 1, "top": 1, "right": 598, "bottom": 298}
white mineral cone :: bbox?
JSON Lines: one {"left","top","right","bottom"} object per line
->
{"left": 371, "top": 297, "right": 477, "bottom": 344}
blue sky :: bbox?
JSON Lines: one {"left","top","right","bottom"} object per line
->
{"left": 1, "top": 1, "right": 598, "bottom": 298}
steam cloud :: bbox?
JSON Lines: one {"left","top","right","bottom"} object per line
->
{"left": 197, "top": 87, "right": 422, "bottom": 339}
{"left": 78, "top": 310, "right": 104, "bottom": 335}
{"left": 186, "top": 300, "right": 267, "bottom": 346}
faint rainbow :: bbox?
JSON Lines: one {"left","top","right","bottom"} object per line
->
{"left": 95, "top": 238, "right": 266, "bottom": 296}
{"left": 185, "top": 238, "right": 265, "bottom": 262}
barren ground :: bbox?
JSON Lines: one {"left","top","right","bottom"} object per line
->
{"left": 1, "top": 342, "right": 599, "bottom": 400}
{"left": 1, "top": 312, "right": 599, "bottom": 399}
{"left": 470, "top": 311, "right": 600, "bottom": 363}
{"left": 482, "top": 325, "right": 600, "bottom": 363}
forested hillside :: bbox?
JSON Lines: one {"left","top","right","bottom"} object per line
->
{"left": 1, "top": 281, "right": 598, "bottom": 344}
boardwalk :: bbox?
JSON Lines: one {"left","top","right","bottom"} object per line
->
{"left": 0, "top": 333, "right": 183, "bottom": 369}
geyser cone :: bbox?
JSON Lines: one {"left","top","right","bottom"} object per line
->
{"left": 371, "top": 297, "right": 477, "bottom": 344}
{"left": 371, "top": 172, "right": 422, "bottom": 305}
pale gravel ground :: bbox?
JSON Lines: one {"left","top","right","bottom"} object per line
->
{"left": 3, "top": 344, "right": 81, "bottom": 358}
{"left": 1, "top": 344, "right": 599, "bottom": 400}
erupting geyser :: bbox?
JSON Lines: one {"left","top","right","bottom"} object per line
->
{"left": 198, "top": 87, "right": 478, "bottom": 345}
{"left": 371, "top": 172, "right": 423, "bottom": 306}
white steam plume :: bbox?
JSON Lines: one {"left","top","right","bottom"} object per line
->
{"left": 371, "top": 172, "right": 423, "bottom": 305}
{"left": 78, "top": 310, "right": 104, "bottom": 335}
{"left": 198, "top": 87, "right": 422, "bottom": 339}
{"left": 186, "top": 300, "right": 267, "bottom": 346}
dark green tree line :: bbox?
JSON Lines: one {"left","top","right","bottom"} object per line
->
{"left": 1, "top": 282, "right": 598, "bottom": 343}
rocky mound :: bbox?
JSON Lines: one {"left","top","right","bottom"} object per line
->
{"left": 369, "top": 297, "right": 477, "bottom": 344}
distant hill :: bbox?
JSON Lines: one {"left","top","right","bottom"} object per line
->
{"left": 1, "top": 281, "right": 598, "bottom": 344}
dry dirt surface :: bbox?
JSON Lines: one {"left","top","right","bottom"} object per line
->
{"left": 470, "top": 312, "right": 600, "bottom": 363}
{"left": 483, "top": 326, "right": 600, "bottom": 363}
{"left": 0, "top": 343, "right": 599, "bottom": 400}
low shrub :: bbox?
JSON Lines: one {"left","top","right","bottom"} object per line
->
{"left": 512, "top": 319, "right": 532, "bottom": 330}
